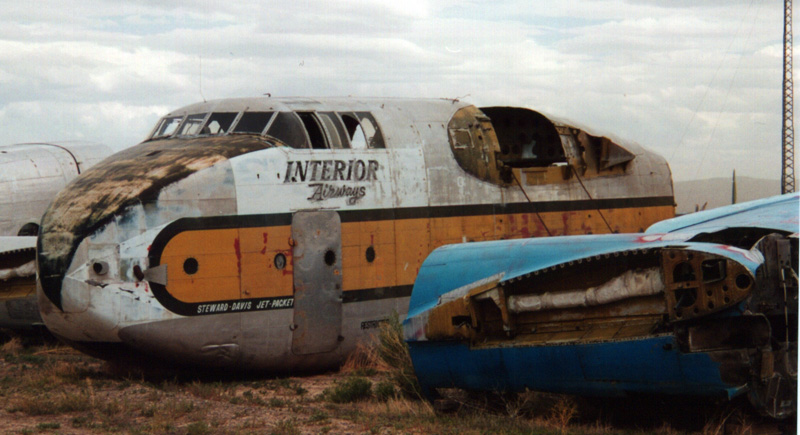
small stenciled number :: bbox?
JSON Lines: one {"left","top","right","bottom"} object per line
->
{"left": 183, "top": 257, "right": 199, "bottom": 275}
{"left": 274, "top": 253, "right": 286, "bottom": 270}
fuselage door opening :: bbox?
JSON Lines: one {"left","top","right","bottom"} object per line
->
{"left": 291, "top": 210, "right": 343, "bottom": 355}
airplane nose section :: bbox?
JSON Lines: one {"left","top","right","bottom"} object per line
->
{"left": 36, "top": 135, "right": 276, "bottom": 312}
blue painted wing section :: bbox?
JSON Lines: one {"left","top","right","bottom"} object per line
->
{"left": 408, "top": 336, "right": 741, "bottom": 399}
{"left": 647, "top": 192, "right": 799, "bottom": 236}
{"left": 407, "top": 234, "right": 761, "bottom": 319}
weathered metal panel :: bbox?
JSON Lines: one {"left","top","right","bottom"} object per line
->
{"left": 291, "top": 210, "right": 342, "bottom": 355}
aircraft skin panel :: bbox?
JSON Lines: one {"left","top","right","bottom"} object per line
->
{"left": 34, "top": 97, "right": 677, "bottom": 372}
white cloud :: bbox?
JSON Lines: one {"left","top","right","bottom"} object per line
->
{"left": 0, "top": 0, "right": 793, "bottom": 181}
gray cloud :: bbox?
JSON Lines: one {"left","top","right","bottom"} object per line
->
{"left": 0, "top": 0, "right": 793, "bottom": 182}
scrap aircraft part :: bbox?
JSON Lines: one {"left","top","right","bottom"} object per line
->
{"left": 0, "top": 237, "right": 39, "bottom": 329}
{"left": 0, "top": 142, "right": 113, "bottom": 237}
{"left": 35, "top": 97, "right": 675, "bottom": 373}
{"left": 0, "top": 142, "right": 112, "bottom": 330}
{"left": 404, "top": 194, "right": 798, "bottom": 419}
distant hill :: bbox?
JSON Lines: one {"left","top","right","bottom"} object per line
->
{"left": 673, "top": 177, "right": 781, "bottom": 215}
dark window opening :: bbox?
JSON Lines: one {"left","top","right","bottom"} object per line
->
{"left": 480, "top": 107, "right": 566, "bottom": 168}
{"left": 17, "top": 223, "right": 39, "bottom": 236}
{"left": 233, "top": 112, "right": 274, "bottom": 134}
{"left": 266, "top": 112, "right": 309, "bottom": 148}
{"left": 298, "top": 112, "right": 328, "bottom": 149}
{"left": 203, "top": 112, "right": 238, "bottom": 135}
{"left": 318, "top": 112, "right": 349, "bottom": 149}
{"left": 341, "top": 113, "right": 367, "bottom": 148}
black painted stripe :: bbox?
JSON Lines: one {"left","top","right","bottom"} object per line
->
{"left": 342, "top": 285, "right": 413, "bottom": 303}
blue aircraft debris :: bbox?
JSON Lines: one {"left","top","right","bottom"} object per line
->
{"left": 403, "top": 193, "right": 798, "bottom": 419}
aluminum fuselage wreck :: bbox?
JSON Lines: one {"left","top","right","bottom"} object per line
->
{"left": 36, "top": 97, "right": 674, "bottom": 371}
{"left": 403, "top": 193, "right": 798, "bottom": 419}
{"left": 0, "top": 142, "right": 111, "bottom": 330}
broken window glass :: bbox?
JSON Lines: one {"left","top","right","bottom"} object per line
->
{"left": 152, "top": 116, "right": 184, "bottom": 139}
{"left": 356, "top": 113, "right": 385, "bottom": 149}
{"left": 298, "top": 112, "right": 328, "bottom": 149}
{"left": 266, "top": 112, "right": 309, "bottom": 148}
{"left": 203, "top": 112, "right": 238, "bottom": 135}
{"left": 317, "top": 112, "right": 348, "bottom": 149}
{"left": 233, "top": 112, "right": 274, "bottom": 134}
{"left": 177, "top": 113, "right": 208, "bottom": 136}
{"left": 340, "top": 113, "right": 367, "bottom": 149}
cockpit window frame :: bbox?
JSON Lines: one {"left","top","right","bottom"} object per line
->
{"left": 176, "top": 113, "right": 211, "bottom": 137}
{"left": 151, "top": 115, "right": 186, "bottom": 140}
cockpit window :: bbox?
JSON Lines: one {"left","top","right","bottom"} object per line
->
{"left": 266, "top": 112, "right": 309, "bottom": 148}
{"left": 203, "top": 112, "right": 238, "bottom": 135}
{"left": 177, "top": 113, "right": 208, "bottom": 137}
{"left": 233, "top": 112, "right": 274, "bottom": 134}
{"left": 152, "top": 116, "right": 184, "bottom": 139}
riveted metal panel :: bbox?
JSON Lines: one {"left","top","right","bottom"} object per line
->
{"left": 291, "top": 211, "right": 342, "bottom": 355}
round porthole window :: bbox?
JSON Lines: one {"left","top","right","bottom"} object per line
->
{"left": 274, "top": 253, "right": 286, "bottom": 270}
{"left": 324, "top": 250, "right": 336, "bottom": 266}
{"left": 183, "top": 257, "right": 199, "bottom": 275}
{"left": 365, "top": 246, "right": 376, "bottom": 263}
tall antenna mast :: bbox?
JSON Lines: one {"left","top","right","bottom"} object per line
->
{"left": 782, "top": 0, "right": 796, "bottom": 193}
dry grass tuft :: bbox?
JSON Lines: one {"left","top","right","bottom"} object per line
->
{"left": 1, "top": 336, "right": 23, "bottom": 355}
{"left": 703, "top": 407, "right": 754, "bottom": 435}
{"left": 340, "top": 341, "right": 388, "bottom": 374}
{"left": 359, "top": 396, "right": 434, "bottom": 418}
{"left": 375, "top": 312, "right": 423, "bottom": 399}
{"left": 546, "top": 396, "right": 578, "bottom": 432}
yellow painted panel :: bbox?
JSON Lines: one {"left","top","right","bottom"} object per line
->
{"left": 341, "top": 222, "right": 360, "bottom": 247}
{"left": 240, "top": 251, "right": 293, "bottom": 298}
{"left": 163, "top": 229, "right": 239, "bottom": 255}
{"left": 170, "top": 276, "right": 240, "bottom": 303}
{"left": 341, "top": 244, "right": 362, "bottom": 290}
{"left": 395, "top": 218, "right": 430, "bottom": 286}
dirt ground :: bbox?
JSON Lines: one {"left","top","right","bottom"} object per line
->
{"left": 0, "top": 336, "right": 792, "bottom": 435}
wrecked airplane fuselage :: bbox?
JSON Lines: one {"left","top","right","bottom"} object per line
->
{"left": 0, "top": 142, "right": 112, "bottom": 330}
{"left": 404, "top": 193, "right": 798, "bottom": 419}
{"left": 36, "top": 97, "right": 674, "bottom": 372}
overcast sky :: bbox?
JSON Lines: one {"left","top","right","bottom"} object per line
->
{"left": 0, "top": 0, "right": 793, "bottom": 181}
